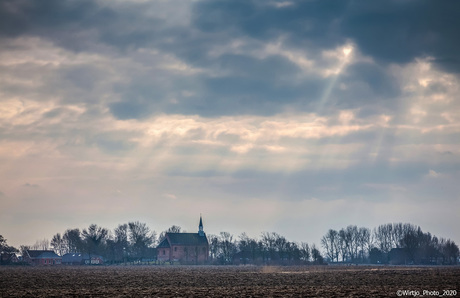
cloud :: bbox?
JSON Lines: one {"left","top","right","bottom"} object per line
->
{"left": 163, "top": 193, "right": 177, "bottom": 200}
{"left": 341, "top": 1, "right": 460, "bottom": 74}
{"left": 428, "top": 169, "right": 440, "bottom": 178}
{"left": 2, "top": 0, "right": 458, "bottom": 121}
{"left": 0, "top": 0, "right": 459, "bottom": 247}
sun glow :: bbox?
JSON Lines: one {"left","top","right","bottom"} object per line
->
{"left": 343, "top": 47, "right": 352, "bottom": 57}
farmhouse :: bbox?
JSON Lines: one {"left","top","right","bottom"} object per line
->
{"left": 0, "top": 252, "right": 19, "bottom": 265}
{"left": 24, "top": 250, "right": 61, "bottom": 265}
{"left": 157, "top": 216, "right": 209, "bottom": 264}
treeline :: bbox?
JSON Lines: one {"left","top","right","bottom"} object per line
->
{"left": 28, "top": 222, "right": 158, "bottom": 263}
{"left": 321, "top": 223, "right": 459, "bottom": 265}
{"left": 3, "top": 223, "right": 323, "bottom": 265}
{"left": 2, "top": 222, "right": 459, "bottom": 266}
{"left": 208, "top": 232, "right": 323, "bottom": 265}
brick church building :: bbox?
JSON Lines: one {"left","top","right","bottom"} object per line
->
{"left": 157, "top": 216, "right": 209, "bottom": 264}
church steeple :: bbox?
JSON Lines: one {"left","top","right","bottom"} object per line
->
{"left": 198, "top": 215, "right": 204, "bottom": 236}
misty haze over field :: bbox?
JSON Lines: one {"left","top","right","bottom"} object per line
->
{"left": 0, "top": 0, "right": 459, "bottom": 248}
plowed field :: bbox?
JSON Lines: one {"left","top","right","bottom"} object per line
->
{"left": 1, "top": 265, "right": 459, "bottom": 297}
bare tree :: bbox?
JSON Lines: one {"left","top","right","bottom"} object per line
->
{"left": 273, "top": 234, "right": 288, "bottom": 261}
{"left": 219, "top": 232, "right": 236, "bottom": 264}
{"left": 311, "top": 244, "right": 323, "bottom": 264}
{"left": 374, "top": 224, "right": 393, "bottom": 254}
{"left": 240, "top": 233, "right": 260, "bottom": 263}
{"left": 321, "top": 229, "right": 338, "bottom": 262}
{"left": 338, "top": 229, "right": 349, "bottom": 262}
{"left": 31, "top": 238, "right": 50, "bottom": 250}
{"left": 392, "top": 223, "right": 404, "bottom": 248}
{"left": 300, "top": 242, "right": 310, "bottom": 262}
{"left": 63, "top": 228, "right": 82, "bottom": 253}
{"left": 238, "top": 233, "right": 256, "bottom": 264}
{"left": 261, "top": 232, "right": 277, "bottom": 262}
{"left": 51, "top": 233, "right": 65, "bottom": 256}
{"left": 208, "top": 234, "right": 219, "bottom": 262}
{"left": 357, "top": 227, "right": 371, "bottom": 262}
{"left": 346, "top": 225, "right": 359, "bottom": 261}
{"left": 441, "top": 239, "right": 459, "bottom": 265}
{"left": 41, "top": 238, "right": 50, "bottom": 250}
{"left": 400, "top": 224, "right": 423, "bottom": 263}
{"left": 334, "top": 231, "right": 343, "bottom": 262}
{"left": 109, "top": 224, "right": 129, "bottom": 262}
{"left": 82, "top": 224, "right": 108, "bottom": 257}
{"left": 128, "top": 221, "right": 156, "bottom": 260}
{"left": 19, "top": 245, "right": 30, "bottom": 257}
{"left": 285, "top": 242, "right": 300, "bottom": 264}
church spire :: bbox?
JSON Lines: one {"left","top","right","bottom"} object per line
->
{"left": 198, "top": 214, "right": 204, "bottom": 236}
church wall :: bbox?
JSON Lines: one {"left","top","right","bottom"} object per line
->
{"left": 168, "top": 245, "right": 209, "bottom": 263}
{"left": 157, "top": 247, "right": 171, "bottom": 262}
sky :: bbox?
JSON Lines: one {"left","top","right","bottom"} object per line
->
{"left": 1, "top": 0, "right": 459, "bottom": 249}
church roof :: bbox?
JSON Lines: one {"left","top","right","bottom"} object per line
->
{"left": 158, "top": 233, "right": 208, "bottom": 248}
{"left": 157, "top": 238, "right": 170, "bottom": 248}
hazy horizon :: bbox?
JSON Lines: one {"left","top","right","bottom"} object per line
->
{"left": 1, "top": 0, "right": 459, "bottom": 249}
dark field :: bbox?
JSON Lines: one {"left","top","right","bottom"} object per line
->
{"left": 1, "top": 265, "right": 459, "bottom": 297}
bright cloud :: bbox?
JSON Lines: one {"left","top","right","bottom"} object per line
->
{"left": 0, "top": 0, "right": 459, "bottom": 248}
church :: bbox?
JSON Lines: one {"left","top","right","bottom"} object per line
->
{"left": 157, "top": 216, "right": 209, "bottom": 264}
